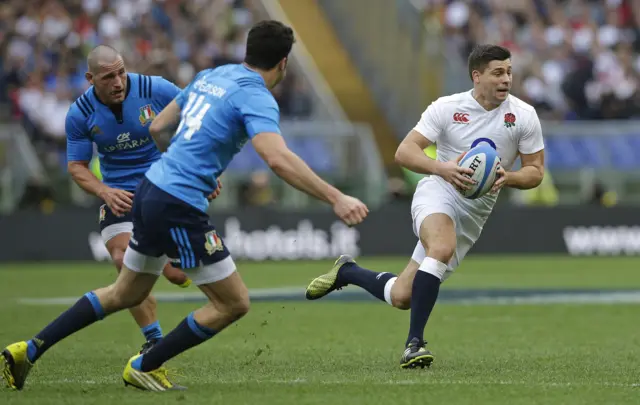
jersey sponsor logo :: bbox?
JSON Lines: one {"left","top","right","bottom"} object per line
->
{"left": 103, "top": 133, "right": 152, "bottom": 152}
{"left": 139, "top": 104, "right": 156, "bottom": 126}
{"left": 504, "top": 113, "right": 516, "bottom": 128}
{"left": 117, "top": 132, "right": 131, "bottom": 143}
{"left": 204, "top": 230, "right": 224, "bottom": 255}
{"left": 453, "top": 112, "right": 470, "bottom": 124}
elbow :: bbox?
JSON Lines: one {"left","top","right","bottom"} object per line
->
{"left": 67, "top": 161, "right": 79, "bottom": 176}
{"left": 266, "top": 156, "right": 286, "bottom": 173}
{"left": 394, "top": 145, "right": 405, "bottom": 166}
{"left": 263, "top": 151, "right": 287, "bottom": 173}
{"left": 149, "top": 122, "right": 160, "bottom": 139}
{"left": 523, "top": 166, "right": 544, "bottom": 189}
{"left": 533, "top": 167, "right": 545, "bottom": 188}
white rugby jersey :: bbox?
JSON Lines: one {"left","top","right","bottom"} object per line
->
{"left": 412, "top": 89, "right": 544, "bottom": 213}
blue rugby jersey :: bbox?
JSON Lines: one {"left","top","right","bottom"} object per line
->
{"left": 146, "top": 64, "right": 281, "bottom": 212}
{"left": 66, "top": 73, "right": 180, "bottom": 191}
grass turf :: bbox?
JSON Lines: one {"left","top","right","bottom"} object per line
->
{"left": 1, "top": 256, "right": 639, "bottom": 404}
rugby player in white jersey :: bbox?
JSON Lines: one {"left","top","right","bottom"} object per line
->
{"left": 305, "top": 44, "right": 545, "bottom": 369}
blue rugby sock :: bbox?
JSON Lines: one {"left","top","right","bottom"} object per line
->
{"left": 405, "top": 258, "right": 447, "bottom": 346}
{"left": 141, "top": 321, "right": 163, "bottom": 341}
{"left": 27, "top": 291, "right": 106, "bottom": 363}
{"left": 339, "top": 262, "right": 397, "bottom": 302}
{"left": 135, "top": 312, "right": 217, "bottom": 372}
{"left": 406, "top": 271, "right": 440, "bottom": 346}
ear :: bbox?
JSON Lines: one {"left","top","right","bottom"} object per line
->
{"left": 85, "top": 72, "right": 94, "bottom": 85}
{"left": 471, "top": 70, "right": 480, "bottom": 84}
{"left": 279, "top": 57, "right": 288, "bottom": 71}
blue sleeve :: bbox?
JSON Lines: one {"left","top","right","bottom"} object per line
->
{"left": 66, "top": 108, "right": 93, "bottom": 162}
{"left": 175, "top": 70, "right": 206, "bottom": 109}
{"left": 153, "top": 76, "right": 181, "bottom": 107}
{"left": 175, "top": 86, "right": 190, "bottom": 109}
{"left": 239, "top": 90, "right": 281, "bottom": 138}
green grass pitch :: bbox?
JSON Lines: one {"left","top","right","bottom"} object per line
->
{"left": 1, "top": 255, "right": 640, "bottom": 404}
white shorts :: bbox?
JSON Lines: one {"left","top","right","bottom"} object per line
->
{"left": 410, "top": 177, "right": 490, "bottom": 280}
{"left": 101, "top": 222, "right": 133, "bottom": 244}
{"left": 122, "top": 245, "right": 237, "bottom": 286}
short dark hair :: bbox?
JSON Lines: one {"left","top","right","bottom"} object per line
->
{"left": 244, "top": 20, "right": 295, "bottom": 70}
{"left": 467, "top": 45, "right": 511, "bottom": 80}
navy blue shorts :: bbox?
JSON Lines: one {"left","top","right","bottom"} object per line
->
{"left": 128, "top": 177, "right": 230, "bottom": 269}
{"left": 98, "top": 202, "right": 134, "bottom": 243}
{"left": 98, "top": 203, "right": 132, "bottom": 231}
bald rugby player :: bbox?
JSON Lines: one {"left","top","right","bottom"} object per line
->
{"left": 65, "top": 45, "right": 220, "bottom": 353}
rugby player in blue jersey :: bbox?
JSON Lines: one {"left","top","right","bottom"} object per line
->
{"left": 1, "top": 21, "right": 366, "bottom": 392}
{"left": 66, "top": 46, "right": 204, "bottom": 352}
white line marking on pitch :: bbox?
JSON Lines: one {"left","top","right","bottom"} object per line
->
{"left": 16, "top": 287, "right": 305, "bottom": 305}
{"left": 36, "top": 378, "right": 639, "bottom": 388}
{"left": 16, "top": 289, "right": 640, "bottom": 306}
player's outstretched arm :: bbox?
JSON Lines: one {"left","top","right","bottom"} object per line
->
{"left": 149, "top": 100, "right": 181, "bottom": 152}
{"left": 252, "top": 132, "right": 368, "bottom": 226}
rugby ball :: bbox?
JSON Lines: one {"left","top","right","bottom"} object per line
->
{"left": 457, "top": 144, "right": 501, "bottom": 199}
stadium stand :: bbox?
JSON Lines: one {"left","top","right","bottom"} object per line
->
{"left": 432, "top": 0, "right": 640, "bottom": 121}
{"left": 0, "top": 0, "right": 314, "bottom": 178}
{"left": 424, "top": 0, "right": 640, "bottom": 203}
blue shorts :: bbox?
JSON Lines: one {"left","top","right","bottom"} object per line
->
{"left": 99, "top": 202, "right": 134, "bottom": 244}
{"left": 127, "top": 177, "right": 230, "bottom": 269}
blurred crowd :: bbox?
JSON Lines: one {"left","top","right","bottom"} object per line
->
{"left": 418, "top": 0, "right": 640, "bottom": 120}
{"left": 0, "top": 0, "right": 313, "bottom": 173}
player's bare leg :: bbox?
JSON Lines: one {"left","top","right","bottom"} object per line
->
{"left": 2, "top": 266, "right": 159, "bottom": 390}
{"left": 305, "top": 249, "right": 423, "bottom": 310}
{"left": 387, "top": 259, "right": 420, "bottom": 310}
{"left": 93, "top": 266, "right": 160, "bottom": 314}
{"left": 124, "top": 266, "right": 249, "bottom": 391}
{"left": 161, "top": 262, "right": 191, "bottom": 288}
{"left": 107, "top": 234, "right": 162, "bottom": 348}
{"left": 305, "top": 213, "right": 453, "bottom": 368}
{"left": 401, "top": 213, "right": 455, "bottom": 369}
{"left": 306, "top": 251, "right": 418, "bottom": 307}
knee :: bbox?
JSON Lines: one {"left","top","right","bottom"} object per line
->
{"left": 127, "top": 293, "right": 148, "bottom": 308}
{"left": 145, "top": 294, "right": 157, "bottom": 307}
{"left": 391, "top": 293, "right": 411, "bottom": 310}
{"left": 120, "top": 289, "right": 148, "bottom": 308}
{"left": 103, "top": 283, "right": 148, "bottom": 310}
{"left": 390, "top": 282, "right": 411, "bottom": 310}
{"left": 111, "top": 250, "right": 125, "bottom": 272}
{"left": 219, "top": 289, "right": 250, "bottom": 321}
{"left": 427, "top": 242, "right": 455, "bottom": 264}
{"left": 228, "top": 296, "right": 250, "bottom": 320}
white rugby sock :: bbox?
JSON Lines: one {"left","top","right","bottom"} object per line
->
{"left": 418, "top": 257, "right": 448, "bottom": 281}
{"left": 383, "top": 277, "right": 397, "bottom": 306}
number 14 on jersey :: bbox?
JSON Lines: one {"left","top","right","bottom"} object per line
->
{"left": 177, "top": 92, "right": 211, "bottom": 140}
